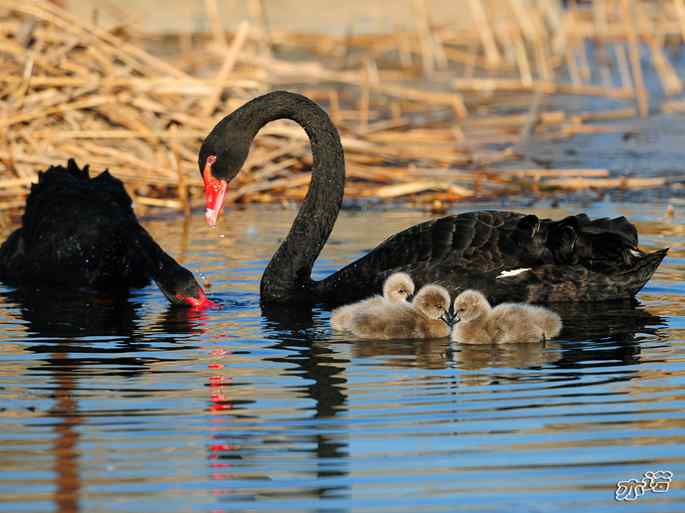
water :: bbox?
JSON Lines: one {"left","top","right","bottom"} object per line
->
{"left": 0, "top": 201, "right": 683, "bottom": 513}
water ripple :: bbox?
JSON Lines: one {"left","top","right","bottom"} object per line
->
{"left": 1, "top": 205, "right": 684, "bottom": 513}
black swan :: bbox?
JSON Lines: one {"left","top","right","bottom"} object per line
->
{"left": 198, "top": 90, "right": 668, "bottom": 305}
{"left": 0, "top": 160, "right": 210, "bottom": 307}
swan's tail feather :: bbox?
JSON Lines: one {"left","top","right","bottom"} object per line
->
{"left": 617, "top": 248, "right": 669, "bottom": 296}
{"left": 579, "top": 215, "right": 638, "bottom": 247}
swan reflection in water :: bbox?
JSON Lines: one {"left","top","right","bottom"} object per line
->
{"left": 259, "top": 304, "right": 349, "bottom": 495}
{"left": 0, "top": 289, "right": 353, "bottom": 509}
{"left": 1, "top": 287, "right": 204, "bottom": 373}
{"left": 0, "top": 287, "right": 207, "bottom": 513}
{"left": 0, "top": 285, "right": 668, "bottom": 511}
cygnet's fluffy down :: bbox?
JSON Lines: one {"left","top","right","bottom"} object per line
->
{"left": 450, "top": 289, "right": 492, "bottom": 344}
{"left": 451, "top": 289, "right": 562, "bottom": 344}
{"left": 489, "top": 303, "right": 562, "bottom": 343}
{"left": 346, "top": 284, "right": 451, "bottom": 340}
{"left": 331, "top": 272, "right": 414, "bottom": 331}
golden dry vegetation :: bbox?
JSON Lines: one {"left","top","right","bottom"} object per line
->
{"left": 1, "top": 0, "right": 684, "bottom": 219}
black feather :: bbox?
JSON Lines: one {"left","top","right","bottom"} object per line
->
{"left": 314, "top": 210, "right": 667, "bottom": 305}
{"left": 0, "top": 160, "right": 203, "bottom": 303}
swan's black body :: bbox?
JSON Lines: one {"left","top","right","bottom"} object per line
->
{"left": 199, "top": 91, "right": 667, "bottom": 306}
{"left": 0, "top": 160, "right": 204, "bottom": 304}
{"left": 313, "top": 211, "right": 667, "bottom": 305}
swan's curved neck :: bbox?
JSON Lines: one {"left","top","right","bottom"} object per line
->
{"left": 229, "top": 92, "right": 345, "bottom": 303}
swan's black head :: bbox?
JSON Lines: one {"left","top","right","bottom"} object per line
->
{"left": 199, "top": 118, "right": 251, "bottom": 227}
{"left": 154, "top": 266, "right": 213, "bottom": 309}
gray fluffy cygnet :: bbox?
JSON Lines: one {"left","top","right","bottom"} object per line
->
{"left": 331, "top": 272, "right": 414, "bottom": 332}
{"left": 345, "top": 284, "right": 451, "bottom": 340}
{"left": 451, "top": 289, "right": 562, "bottom": 344}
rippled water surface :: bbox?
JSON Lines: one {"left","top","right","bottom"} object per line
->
{"left": 1, "top": 202, "right": 684, "bottom": 513}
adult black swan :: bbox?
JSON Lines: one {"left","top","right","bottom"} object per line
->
{"left": 0, "top": 160, "right": 210, "bottom": 307}
{"left": 198, "top": 91, "right": 667, "bottom": 306}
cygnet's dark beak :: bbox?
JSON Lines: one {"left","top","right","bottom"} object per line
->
{"left": 440, "top": 310, "right": 456, "bottom": 326}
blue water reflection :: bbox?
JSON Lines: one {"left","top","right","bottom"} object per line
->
{"left": 0, "top": 203, "right": 683, "bottom": 512}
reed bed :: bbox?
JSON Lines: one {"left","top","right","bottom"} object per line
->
{"left": 0, "top": 0, "right": 682, "bottom": 218}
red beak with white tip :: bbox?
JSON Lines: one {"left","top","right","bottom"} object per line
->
{"left": 202, "top": 155, "right": 228, "bottom": 227}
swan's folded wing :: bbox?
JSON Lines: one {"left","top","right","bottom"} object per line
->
{"left": 353, "top": 210, "right": 524, "bottom": 270}
{"left": 316, "top": 211, "right": 529, "bottom": 303}
{"left": 544, "top": 214, "right": 642, "bottom": 270}
{"left": 575, "top": 215, "right": 638, "bottom": 247}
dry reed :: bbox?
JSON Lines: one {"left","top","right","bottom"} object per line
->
{"left": 0, "top": 0, "right": 681, "bottom": 218}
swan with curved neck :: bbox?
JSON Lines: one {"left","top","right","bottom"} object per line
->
{"left": 199, "top": 91, "right": 667, "bottom": 306}
{"left": 199, "top": 92, "right": 343, "bottom": 303}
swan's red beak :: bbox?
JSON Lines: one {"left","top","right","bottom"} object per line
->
{"left": 176, "top": 288, "right": 216, "bottom": 309}
{"left": 203, "top": 156, "right": 228, "bottom": 227}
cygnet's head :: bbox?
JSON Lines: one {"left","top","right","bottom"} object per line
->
{"left": 383, "top": 272, "right": 415, "bottom": 303}
{"left": 413, "top": 284, "right": 451, "bottom": 321}
{"left": 452, "top": 289, "right": 490, "bottom": 322}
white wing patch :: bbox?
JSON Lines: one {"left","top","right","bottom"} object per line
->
{"left": 629, "top": 249, "right": 642, "bottom": 258}
{"left": 496, "top": 268, "right": 532, "bottom": 279}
